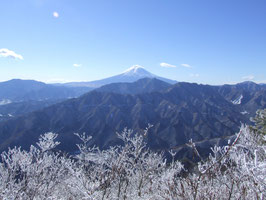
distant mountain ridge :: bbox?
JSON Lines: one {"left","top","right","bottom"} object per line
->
{"left": 1, "top": 78, "right": 264, "bottom": 157}
{"left": 0, "top": 78, "right": 169, "bottom": 122}
{"left": 0, "top": 66, "right": 176, "bottom": 103}
{"left": 0, "top": 70, "right": 265, "bottom": 161}
{"left": 0, "top": 79, "right": 92, "bottom": 102}
{"left": 0, "top": 79, "right": 93, "bottom": 121}
{"left": 0, "top": 65, "right": 177, "bottom": 121}
{"left": 216, "top": 81, "right": 266, "bottom": 116}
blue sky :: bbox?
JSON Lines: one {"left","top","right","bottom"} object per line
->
{"left": 0, "top": 0, "right": 265, "bottom": 85}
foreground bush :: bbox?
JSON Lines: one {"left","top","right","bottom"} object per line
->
{"left": 0, "top": 111, "right": 265, "bottom": 199}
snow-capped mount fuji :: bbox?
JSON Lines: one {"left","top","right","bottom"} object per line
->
{"left": 122, "top": 65, "right": 155, "bottom": 77}
{"left": 63, "top": 65, "right": 177, "bottom": 88}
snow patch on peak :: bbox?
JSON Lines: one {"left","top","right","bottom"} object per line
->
{"left": 0, "top": 99, "right": 12, "bottom": 105}
{"left": 231, "top": 95, "right": 243, "bottom": 105}
{"left": 122, "top": 65, "right": 155, "bottom": 78}
{"left": 241, "top": 111, "right": 249, "bottom": 115}
{"left": 123, "top": 65, "right": 145, "bottom": 73}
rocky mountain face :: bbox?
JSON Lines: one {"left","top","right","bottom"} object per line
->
{"left": 215, "top": 81, "right": 266, "bottom": 117}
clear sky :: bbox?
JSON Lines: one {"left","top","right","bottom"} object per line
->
{"left": 0, "top": 0, "right": 265, "bottom": 85}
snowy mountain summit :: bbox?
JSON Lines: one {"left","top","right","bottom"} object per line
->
{"left": 122, "top": 65, "right": 155, "bottom": 78}
{"left": 63, "top": 65, "right": 176, "bottom": 88}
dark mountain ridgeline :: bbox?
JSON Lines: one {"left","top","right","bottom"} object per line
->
{"left": 1, "top": 79, "right": 260, "bottom": 156}
{"left": 0, "top": 74, "right": 265, "bottom": 162}
{"left": 95, "top": 78, "right": 171, "bottom": 95}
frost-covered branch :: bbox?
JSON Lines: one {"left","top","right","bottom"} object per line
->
{"left": 0, "top": 111, "right": 265, "bottom": 199}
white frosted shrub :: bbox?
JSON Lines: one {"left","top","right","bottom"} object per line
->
{"left": 0, "top": 120, "right": 265, "bottom": 199}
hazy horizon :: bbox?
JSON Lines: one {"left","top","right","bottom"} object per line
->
{"left": 0, "top": 64, "right": 265, "bottom": 86}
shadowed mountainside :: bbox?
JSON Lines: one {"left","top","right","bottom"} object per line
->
{"left": 0, "top": 81, "right": 252, "bottom": 154}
